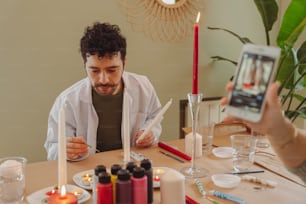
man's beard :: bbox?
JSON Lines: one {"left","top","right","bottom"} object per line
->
{"left": 94, "top": 82, "right": 120, "bottom": 96}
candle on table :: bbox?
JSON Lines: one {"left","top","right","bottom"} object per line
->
{"left": 58, "top": 104, "right": 67, "bottom": 188}
{"left": 136, "top": 98, "right": 172, "bottom": 144}
{"left": 160, "top": 169, "right": 185, "bottom": 204}
{"left": 81, "top": 173, "right": 93, "bottom": 186}
{"left": 47, "top": 186, "right": 78, "bottom": 204}
{"left": 123, "top": 97, "right": 130, "bottom": 163}
{"left": 185, "top": 132, "right": 202, "bottom": 158}
{"left": 192, "top": 12, "right": 201, "bottom": 94}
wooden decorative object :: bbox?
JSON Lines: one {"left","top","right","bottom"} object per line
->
{"left": 119, "top": 0, "right": 205, "bottom": 42}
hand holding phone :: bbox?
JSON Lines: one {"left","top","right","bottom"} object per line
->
{"left": 226, "top": 44, "right": 281, "bottom": 122}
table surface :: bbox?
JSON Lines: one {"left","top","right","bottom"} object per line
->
{"left": 24, "top": 139, "right": 305, "bottom": 204}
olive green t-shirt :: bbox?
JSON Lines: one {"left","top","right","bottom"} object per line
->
{"left": 92, "top": 89, "right": 123, "bottom": 152}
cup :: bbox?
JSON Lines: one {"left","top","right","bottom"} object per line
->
{"left": 0, "top": 157, "right": 27, "bottom": 203}
{"left": 230, "top": 135, "right": 257, "bottom": 171}
{"left": 200, "top": 123, "right": 215, "bottom": 153}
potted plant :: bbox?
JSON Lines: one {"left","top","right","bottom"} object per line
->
{"left": 208, "top": 0, "right": 306, "bottom": 122}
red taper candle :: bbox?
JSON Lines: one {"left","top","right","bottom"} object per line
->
{"left": 192, "top": 12, "right": 201, "bottom": 94}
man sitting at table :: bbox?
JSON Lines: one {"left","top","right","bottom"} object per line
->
{"left": 44, "top": 22, "right": 162, "bottom": 160}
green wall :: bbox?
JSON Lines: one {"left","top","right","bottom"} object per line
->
{"left": 1, "top": 0, "right": 302, "bottom": 162}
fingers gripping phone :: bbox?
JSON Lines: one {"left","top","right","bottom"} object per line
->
{"left": 226, "top": 44, "right": 281, "bottom": 122}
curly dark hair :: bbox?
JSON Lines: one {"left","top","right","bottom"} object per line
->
{"left": 80, "top": 22, "right": 126, "bottom": 63}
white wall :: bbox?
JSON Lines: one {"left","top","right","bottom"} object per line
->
{"left": 1, "top": 0, "right": 300, "bottom": 162}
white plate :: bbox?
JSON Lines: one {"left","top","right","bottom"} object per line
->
{"left": 73, "top": 169, "right": 94, "bottom": 190}
{"left": 153, "top": 167, "right": 171, "bottom": 188}
{"left": 211, "top": 174, "right": 241, "bottom": 189}
{"left": 26, "top": 184, "right": 91, "bottom": 204}
{"left": 212, "top": 147, "right": 234, "bottom": 158}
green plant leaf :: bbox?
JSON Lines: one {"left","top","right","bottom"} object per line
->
{"left": 211, "top": 56, "right": 237, "bottom": 66}
{"left": 277, "top": 0, "right": 306, "bottom": 49}
{"left": 253, "top": 0, "right": 278, "bottom": 45}
{"left": 277, "top": 49, "right": 296, "bottom": 89}
{"left": 292, "top": 93, "right": 306, "bottom": 102}
{"left": 207, "top": 27, "right": 252, "bottom": 44}
{"left": 297, "top": 41, "right": 306, "bottom": 85}
{"left": 297, "top": 41, "right": 306, "bottom": 64}
{"left": 254, "top": 0, "right": 278, "bottom": 31}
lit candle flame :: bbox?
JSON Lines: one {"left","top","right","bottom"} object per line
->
{"left": 154, "top": 169, "right": 165, "bottom": 175}
{"left": 153, "top": 175, "right": 160, "bottom": 182}
{"left": 196, "top": 12, "right": 201, "bottom": 23}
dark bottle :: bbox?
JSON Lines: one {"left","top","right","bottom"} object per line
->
{"left": 97, "top": 172, "right": 113, "bottom": 204}
{"left": 126, "top": 161, "right": 137, "bottom": 175}
{"left": 131, "top": 166, "right": 148, "bottom": 204}
{"left": 111, "top": 164, "right": 122, "bottom": 204}
{"left": 116, "top": 169, "right": 132, "bottom": 204}
{"left": 141, "top": 159, "right": 153, "bottom": 203}
{"left": 93, "top": 165, "right": 106, "bottom": 204}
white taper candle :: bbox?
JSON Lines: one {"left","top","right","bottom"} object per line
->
{"left": 136, "top": 98, "right": 172, "bottom": 144}
{"left": 123, "top": 97, "right": 130, "bottom": 163}
{"left": 58, "top": 104, "right": 67, "bottom": 188}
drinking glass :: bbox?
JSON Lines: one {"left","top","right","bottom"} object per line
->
{"left": 230, "top": 135, "right": 257, "bottom": 171}
{"left": 0, "top": 157, "right": 27, "bottom": 203}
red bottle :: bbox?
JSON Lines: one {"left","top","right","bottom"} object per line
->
{"left": 131, "top": 166, "right": 148, "bottom": 204}
{"left": 97, "top": 172, "right": 113, "bottom": 204}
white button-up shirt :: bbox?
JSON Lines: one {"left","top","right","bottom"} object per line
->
{"left": 44, "top": 71, "right": 162, "bottom": 160}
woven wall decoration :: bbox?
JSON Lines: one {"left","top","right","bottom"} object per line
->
{"left": 119, "top": 0, "right": 205, "bottom": 42}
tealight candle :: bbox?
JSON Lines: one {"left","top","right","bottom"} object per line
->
{"left": 153, "top": 168, "right": 165, "bottom": 175}
{"left": 153, "top": 175, "right": 160, "bottom": 182}
{"left": 47, "top": 192, "right": 78, "bottom": 204}
{"left": 45, "top": 189, "right": 58, "bottom": 196}
{"left": 47, "top": 186, "right": 78, "bottom": 204}
{"left": 81, "top": 173, "right": 93, "bottom": 186}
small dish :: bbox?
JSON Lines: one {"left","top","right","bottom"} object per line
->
{"left": 212, "top": 147, "right": 234, "bottom": 158}
{"left": 153, "top": 167, "right": 171, "bottom": 188}
{"left": 73, "top": 169, "right": 94, "bottom": 190}
{"left": 211, "top": 174, "right": 241, "bottom": 188}
{"left": 26, "top": 184, "right": 90, "bottom": 204}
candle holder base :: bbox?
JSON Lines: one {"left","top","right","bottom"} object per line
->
{"left": 180, "top": 166, "right": 208, "bottom": 179}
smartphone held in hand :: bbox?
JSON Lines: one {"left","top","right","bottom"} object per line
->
{"left": 226, "top": 44, "right": 281, "bottom": 122}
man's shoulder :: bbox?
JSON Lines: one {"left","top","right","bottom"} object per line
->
{"left": 58, "top": 78, "right": 90, "bottom": 99}
{"left": 124, "top": 71, "right": 150, "bottom": 84}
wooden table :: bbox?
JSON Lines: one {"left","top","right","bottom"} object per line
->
{"left": 24, "top": 139, "right": 305, "bottom": 204}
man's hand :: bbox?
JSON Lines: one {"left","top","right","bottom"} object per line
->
{"left": 66, "top": 136, "right": 89, "bottom": 160}
{"left": 135, "top": 130, "right": 155, "bottom": 148}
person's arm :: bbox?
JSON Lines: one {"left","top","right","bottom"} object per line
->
{"left": 44, "top": 98, "right": 89, "bottom": 160}
{"left": 221, "top": 82, "right": 306, "bottom": 169}
{"left": 265, "top": 115, "right": 306, "bottom": 169}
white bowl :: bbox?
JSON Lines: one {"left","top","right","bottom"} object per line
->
{"left": 212, "top": 147, "right": 234, "bottom": 158}
{"left": 211, "top": 174, "right": 241, "bottom": 188}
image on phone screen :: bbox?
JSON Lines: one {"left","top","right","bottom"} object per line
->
{"left": 229, "top": 52, "right": 276, "bottom": 113}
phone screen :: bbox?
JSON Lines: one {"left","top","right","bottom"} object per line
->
{"left": 229, "top": 52, "right": 277, "bottom": 113}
